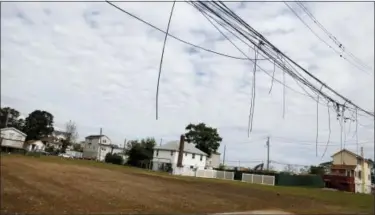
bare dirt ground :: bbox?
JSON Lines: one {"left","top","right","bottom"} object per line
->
{"left": 1, "top": 156, "right": 371, "bottom": 214}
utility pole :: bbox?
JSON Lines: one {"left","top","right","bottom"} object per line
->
{"left": 266, "top": 136, "right": 270, "bottom": 170}
{"left": 160, "top": 138, "right": 163, "bottom": 146}
{"left": 361, "top": 146, "right": 365, "bottom": 193}
{"left": 98, "top": 128, "right": 102, "bottom": 161}
{"left": 222, "top": 145, "right": 226, "bottom": 166}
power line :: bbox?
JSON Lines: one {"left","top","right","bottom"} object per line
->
{"left": 189, "top": 1, "right": 374, "bottom": 119}
{"left": 295, "top": 1, "right": 373, "bottom": 71}
{"left": 105, "top": 1, "right": 268, "bottom": 61}
{"left": 285, "top": 2, "right": 371, "bottom": 75}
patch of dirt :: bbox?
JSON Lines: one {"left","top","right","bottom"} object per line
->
{"left": 0, "top": 156, "right": 351, "bottom": 214}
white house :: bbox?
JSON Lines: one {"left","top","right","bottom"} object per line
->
{"left": 152, "top": 140, "right": 207, "bottom": 175}
{"left": 24, "top": 140, "right": 45, "bottom": 152}
{"left": 206, "top": 152, "right": 221, "bottom": 168}
{"left": 82, "top": 134, "right": 123, "bottom": 161}
{"left": 0, "top": 127, "right": 27, "bottom": 152}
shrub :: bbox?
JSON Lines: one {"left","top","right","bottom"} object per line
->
{"left": 104, "top": 153, "right": 124, "bottom": 165}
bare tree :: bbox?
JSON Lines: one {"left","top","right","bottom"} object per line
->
{"left": 61, "top": 120, "right": 78, "bottom": 152}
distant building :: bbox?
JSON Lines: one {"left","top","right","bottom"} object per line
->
{"left": 152, "top": 140, "right": 207, "bottom": 175}
{"left": 206, "top": 152, "right": 221, "bottom": 168}
{"left": 0, "top": 127, "right": 27, "bottom": 152}
{"left": 82, "top": 135, "right": 124, "bottom": 161}
{"left": 24, "top": 140, "right": 45, "bottom": 152}
{"left": 325, "top": 149, "right": 373, "bottom": 194}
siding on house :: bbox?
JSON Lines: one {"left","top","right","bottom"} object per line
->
{"left": 331, "top": 149, "right": 372, "bottom": 194}
{"left": 0, "top": 127, "right": 27, "bottom": 149}
{"left": 152, "top": 141, "right": 207, "bottom": 172}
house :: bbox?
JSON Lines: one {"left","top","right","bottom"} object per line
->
{"left": 42, "top": 130, "right": 68, "bottom": 150}
{"left": 325, "top": 148, "right": 373, "bottom": 194}
{"left": 206, "top": 152, "right": 221, "bottom": 168}
{"left": 24, "top": 140, "right": 45, "bottom": 152}
{"left": 0, "top": 127, "right": 27, "bottom": 152}
{"left": 152, "top": 139, "right": 207, "bottom": 175}
{"left": 82, "top": 134, "right": 120, "bottom": 161}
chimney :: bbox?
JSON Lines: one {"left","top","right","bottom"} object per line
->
{"left": 177, "top": 135, "right": 185, "bottom": 167}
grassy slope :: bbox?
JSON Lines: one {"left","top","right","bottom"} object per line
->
{"left": 3, "top": 154, "right": 373, "bottom": 213}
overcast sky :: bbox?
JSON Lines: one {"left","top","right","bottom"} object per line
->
{"left": 1, "top": 1, "right": 374, "bottom": 168}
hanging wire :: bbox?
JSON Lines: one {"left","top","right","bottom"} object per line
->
{"left": 269, "top": 60, "right": 276, "bottom": 94}
{"left": 155, "top": 0, "right": 176, "bottom": 120}
{"left": 321, "top": 101, "right": 332, "bottom": 159}
{"left": 248, "top": 44, "right": 258, "bottom": 136}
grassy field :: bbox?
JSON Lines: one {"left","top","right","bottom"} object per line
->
{"left": 1, "top": 155, "right": 373, "bottom": 214}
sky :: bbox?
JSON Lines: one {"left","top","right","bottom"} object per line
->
{"left": 1, "top": 1, "right": 374, "bottom": 168}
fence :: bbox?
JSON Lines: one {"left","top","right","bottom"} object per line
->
{"left": 195, "top": 169, "right": 234, "bottom": 180}
{"left": 242, "top": 173, "right": 275, "bottom": 186}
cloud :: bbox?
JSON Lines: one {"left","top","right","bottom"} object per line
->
{"left": 1, "top": 1, "right": 373, "bottom": 168}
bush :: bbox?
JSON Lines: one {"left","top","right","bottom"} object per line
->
{"left": 104, "top": 153, "right": 124, "bottom": 165}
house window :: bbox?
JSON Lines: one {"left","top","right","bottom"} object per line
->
{"left": 103, "top": 139, "right": 106, "bottom": 143}
{"left": 185, "top": 153, "right": 187, "bottom": 156}
{"left": 190, "top": 165, "right": 194, "bottom": 169}
{"left": 200, "top": 155, "right": 203, "bottom": 161}
{"left": 358, "top": 171, "right": 362, "bottom": 179}
{"left": 156, "top": 150, "right": 159, "bottom": 156}
{"left": 170, "top": 151, "right": 174, "bottom": 156}
{"left": 192, "top": 153, "right": 195, "bottom": 159}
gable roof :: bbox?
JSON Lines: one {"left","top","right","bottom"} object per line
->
{"left": 85, "top": 135, "right": 105, "bottom": 139}
{"left": 0, "top": 127, "right": 27, "bottom": 137}
{"left": 331, "top": 149, "right": 372, "bottom": 164}
{"left": 154, "top": 140, "right": 207, "bottom": 156}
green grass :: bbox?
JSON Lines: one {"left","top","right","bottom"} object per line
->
{"left": 4, "top": 155, "right": 374, "bottom": 213}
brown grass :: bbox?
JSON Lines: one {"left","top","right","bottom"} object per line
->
{"left": 1, "top": 155, "right": 373, "bottom": 214}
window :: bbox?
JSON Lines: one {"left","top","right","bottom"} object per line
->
{"left": 358, "top": 171, "right": 362, "bottom": 179}
{"left": 103, "top": 139, "right": 106, "bottom": 143}
{"left": 156, "top": 150, "right": 159, "bottom": 156}
{"left": 192, "top": 153, "right": 195, "bottom": 159}
{"left": 170, "top": 151, "right": 174, "bottom": 156}
{"left": 190, "top": 165, "right": 194, "bottom": 169}
{"left": 200, "top": 155, "right": 203, "bottom": 161}
{"left": 185, "top": 153, "right": 187, "bottom": 156}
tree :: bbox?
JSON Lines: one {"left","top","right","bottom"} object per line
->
{"left": 184, "top": 123, "right": 222, "bottom": 157}
{"left": 125, "top": 138, "right": 156, "bottom": 167}
{"left": 72, "top": 143, "right": 83, "bottom": 152}
{"left": 308, "top": 165, "right": 325, "bottom": 175}
{"left": 61, "top": 120, "right": 78, "bottom": 152}
{"left": 0, "top": 107, "right": 25, "bottom": 130}
{"left": 23, "top": 110, "right": 54, "bottom": 141}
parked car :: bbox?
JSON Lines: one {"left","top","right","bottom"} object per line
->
{"left": 58, "top": 153, "right": 72, "bottom": 158}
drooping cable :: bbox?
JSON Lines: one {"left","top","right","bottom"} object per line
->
{"left": 295, "top": 1, "right": 372, "bottom": 71}
{"left": 248, "top": 45, "right": 258, "bottom": 135}
{"left": 321, "top": 101, "right": 332, "bottom": 159}
{"left": 269, "top": 61, "right": 276, "bottom": 94}
{"left": 105, "top": 0, "right": 267, "bottom": 61}
{"left": 156, "top": 1, "right": 176, "bottom": 120}
{"left": 285, "top": 2, "right": 371, "bottom": 74}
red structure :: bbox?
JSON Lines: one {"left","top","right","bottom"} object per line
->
{"left": 323, "top": 174, "right": 355, "bottom": 192}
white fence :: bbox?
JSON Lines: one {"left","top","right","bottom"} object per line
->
{"left": 195, "top": 169, "right": 234, "bottom": 180}
{"left": 241, "top": 173, "right": 275, "bottom": 186}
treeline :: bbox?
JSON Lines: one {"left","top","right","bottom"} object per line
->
{"left": 0, "top": 107, "right": 78, "bottom": 153}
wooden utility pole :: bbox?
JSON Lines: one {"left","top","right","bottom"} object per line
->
{"left": 160, "top": 138, "right": 163, "bottom": 146}
{"left": 266, "top": 136, "right": 270, "bottom": 170}
{"left": 361, "top": 146, "right": 365, "bottom": 193}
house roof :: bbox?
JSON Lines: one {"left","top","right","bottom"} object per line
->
{"left": 85, "top": 135, "right": 105, "bottom": 139}
{"left": 0, "top": 127, "right": 27, "bottom": 137}
{"left": 154, "top": 140, "right": 207, "bottom": 156}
